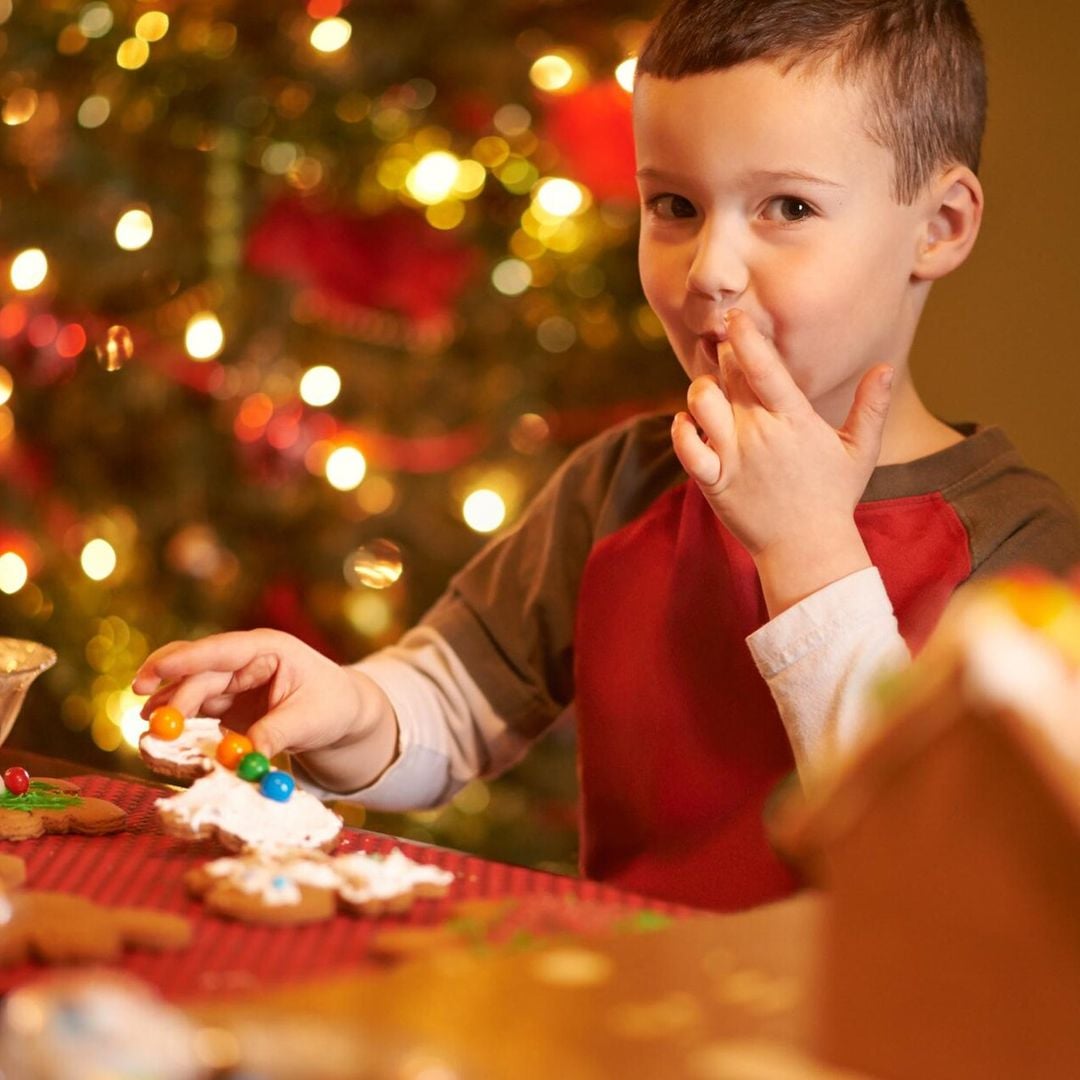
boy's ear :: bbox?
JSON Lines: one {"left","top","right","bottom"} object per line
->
{"left": 912, "top": 166, "right": 984, "bottom": 282}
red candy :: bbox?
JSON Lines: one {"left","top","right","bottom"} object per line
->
{"left": 148, "top": 706, "right": 185, "bottom": 740}
{"left": 3, "top": 766, "right": 30, "bottom": 796}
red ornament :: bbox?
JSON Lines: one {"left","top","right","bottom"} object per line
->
{"left": 3, "top": 766, "right": 30, "bottom": 796}
{"left": 245, "top": 198, "right": 478, "bottom": 325}
{"left": 541, "top": 80, "right": 639, "bottom": 204}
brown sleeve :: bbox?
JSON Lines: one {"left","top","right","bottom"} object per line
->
{"left": 946, "top": 451, "right": 1080, "bottom": 580}
{"left": 420, "top": 413, "right": 682, "bottom": 739}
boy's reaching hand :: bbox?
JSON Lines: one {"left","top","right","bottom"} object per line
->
{"left": 671, "top": 309, "right": 894, "bottom": 616}
{"left": 132, "top": 630, "right": 398, "bottom": 793}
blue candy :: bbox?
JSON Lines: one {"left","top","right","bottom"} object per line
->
{"left": 259, "top": 770, "right": 295, "bottom": 802}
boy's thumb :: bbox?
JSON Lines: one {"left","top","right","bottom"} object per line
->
{"left": 247, "top": 712, "right": 293, "bottom": 760}
{"left": 843, "top": 364, "right": 894, "bottom": 463}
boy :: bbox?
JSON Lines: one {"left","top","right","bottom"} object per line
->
{"left": 135, "top": 0, "right": 1080, "bottom": 911}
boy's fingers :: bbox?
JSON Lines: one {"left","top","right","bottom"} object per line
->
{"left": 842, "top": 364, "right": 894, "bottom": 465}
{"left": 247, "top": 705, "right": 312, "bottom": 759}
{"left": 685, "top": 374, "right": 736, "bottom": 453}
{"left": 725, "top": 309, "right": 806, "bottom": 414}
{"left": 139, "top": 671, "right": 234, "bottom": 720}
{"left": 135, "top": 630, "right": 285, "bottom": 688}
{"left": 672, "top": 411, "right": 723, "bottom": 488}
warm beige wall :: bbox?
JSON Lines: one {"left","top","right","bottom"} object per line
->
{"left": 912, "top": 0, "right": 1080, "bottom": 510}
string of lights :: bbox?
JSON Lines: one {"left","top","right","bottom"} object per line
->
{"left": 0, "top": 0, "right": 679, "bottom": 870}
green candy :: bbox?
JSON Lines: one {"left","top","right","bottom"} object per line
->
{"left": 236, "top": 751, "right": 270, "bottom": 782}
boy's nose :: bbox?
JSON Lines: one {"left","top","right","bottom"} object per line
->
{"left": 685, "top": 219, "right": 749, "bottom": 300}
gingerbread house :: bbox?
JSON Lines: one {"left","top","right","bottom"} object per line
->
{"left": 781, "top": 575, "right": 1080, "bottom": 1080}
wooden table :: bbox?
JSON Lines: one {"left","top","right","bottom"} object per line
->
{"left": 0, "top": 750, "right": 828, "bottom": 1079}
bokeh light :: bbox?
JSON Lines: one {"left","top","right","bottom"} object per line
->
{"left": 406, "top": 151, "right": 460, "bottom": 205}
{"left": 2, "top": 88, "right": 38, "bottom": 126}
{"left": 299, "top": 364, "right": 342, "bottom": 407}
{"left": 10, "top": 248, "right": 48, "bottom": 292}
{"left": 493, "top": 104, "right": 531, "bottom": 137}
{"left": 344, "top": 539, "right": 404, "bottom": 589}
{"left": 0, "top": 366, "right": 12, "bottom": 406}
{"left": 134, "top": 11, "right": 169, "bottom": 42}
{"left": 530, "top": 54, "right": 575, "bottom": 92}
{"left": 78, "top": 2, "right": 114, "bottom": 38}
{"left": 80, "top": 538, "right": 117, "bottom": 581}
{"left": 462, "top": 489, "right": 507, "bottom": 533}
{"left": 325, "top": 446, "right": 367, "bottom": 491}
{"left": 491, "top": 258, "right": 532, "bottom": 296}
{"left": 96, "top": 325, "right": 134, "bottom": 371}
{"left": 0, "top": 551, "right": 28, "bottom": 595}
{"left": 77, "top": 95, "right": 110, "bottom": 128}
{"left": 116, "top": 37, "right": 150, "bottom": 70}
{"left": 615, "top": 57, "right": 637, "bottom": 92}
{"left": 114, "top": 208, "right": 154, "bottom": 251}
{"left": 55, "top": 323, "right": 87, "bottom": 359}
{"left": 344, "top": 591, "right": 393, "bottom": 637}
{"left": 534, "top": 177, "right": 584, "bottom": 219}
{"left": 118, "top": 699, "right": 149, "bottom": 751}
{"left": 184, "top": 312, "right": 225, "bottom": 360}
{"left": 310, "top": 16, "right": 352, "bottom": 53}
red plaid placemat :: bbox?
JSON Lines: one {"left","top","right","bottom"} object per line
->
{"left": 0, "top": 774, "right": 685, "bottom": 1002}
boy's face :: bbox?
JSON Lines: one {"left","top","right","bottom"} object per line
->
{"left": 634, "top": 61, "right": 930, "bottom": 423}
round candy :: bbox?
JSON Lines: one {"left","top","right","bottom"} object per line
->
{"left": 3, "top": 766, "right": 30, "bottom": 796}
{"left": 236, "top": 751, "right": 270, "bottom": 783}
{"left": 259, "top": 770, "right": 295, "bottom": 803}
{"left": 216, "top": 730, "right": 254, "bottom": 770}
{"left": 148, "top": 706, "right": 185, "bottom": 741}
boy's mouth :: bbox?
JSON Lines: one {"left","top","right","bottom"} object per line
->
{"left": 696, "top": 333, "right": 727, "bottom": 369}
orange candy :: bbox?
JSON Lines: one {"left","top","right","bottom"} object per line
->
{"left": 148, "top": 706, "right": 185, "bottom": 741}
{"left": 216, "top": 730, "right": 254, "bottom": 770}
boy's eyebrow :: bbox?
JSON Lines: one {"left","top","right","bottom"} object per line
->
{"left": 636, "top": 166, "right": 846, "bottom": 189}
{"left": 745, "top": 169, "right": 846, "bottom": 189}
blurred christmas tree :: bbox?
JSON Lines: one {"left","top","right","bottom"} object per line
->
{"left": 0, "top": 0, "right": 682, "bottom": 873}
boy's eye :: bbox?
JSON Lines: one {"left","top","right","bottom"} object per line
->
{"left": 764, "top": 196, "right": 815, "bottom": 223}
{"left": 647, "top": 194, "right": 696, "bottom": 220}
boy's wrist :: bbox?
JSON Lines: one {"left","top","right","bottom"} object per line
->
{"left": 295, "top": 667, "right": 400, "bottom": 794}
{"left": 752, "top": 523, "right": 872, "bottom": 619}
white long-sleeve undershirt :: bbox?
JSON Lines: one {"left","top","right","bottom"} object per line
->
{"left": 300, "top": 567, "right": 908, "bottom": 808}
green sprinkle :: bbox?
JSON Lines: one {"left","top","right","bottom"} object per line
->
{"left": 617, "top": 909, "right": 672, "bottom": 934}
{"left": 507, "top": 929, "right": 536, "bottom": 951}
{"left": 0, "top": 781, "right": 83, "bottom": 813}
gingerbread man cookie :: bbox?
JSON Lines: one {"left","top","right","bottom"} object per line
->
{"left": 140, "top": 709, "right": 344, "bottom": 854}
{"left": 0, "top": 889, "right": 191, "bottom": 966}
{"left": 0, "top": 770, "right": 126, "bottom": 841}
{"left": 185, "top": 847, "right": 454, "bottom": 924}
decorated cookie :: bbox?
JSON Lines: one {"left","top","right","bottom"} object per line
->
{"left": 0, "top": 775, "right": 126, "bottom": 841}
{"left": 157, "top": 766, "right": 344, "bottom": 854}
{"left": 184, "top": 849, "right": 341, "bottom": 924}
{"left": 139, "top": 713, "right": 224, "bottom": 780}
{"left": 184, "top": 847, "right": 454, "bottom": 923}
{"left": 0, "top": 971, "right": 204, "bottom": 1080}
{"left": 0, "top": 889, "right": 191, "bottom": 966}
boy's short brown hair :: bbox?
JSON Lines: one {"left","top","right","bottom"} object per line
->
{"left": 636, "top": 0, "right": 987, "bottom": 204}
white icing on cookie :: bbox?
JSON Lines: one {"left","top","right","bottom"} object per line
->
{"left": 202, "top": 852, "right": 340, "bottom": 905}
{"left": 196, "top": 847, "right": 453, "bottom": 910}
{"left": 157, "top": 766, "right": 343, "bottom": 852}
{"left": 334, "top": 849, "right": 454, "bottom": 904}
{"left": 140, "top": 717, "right": 222, "bottom": 770}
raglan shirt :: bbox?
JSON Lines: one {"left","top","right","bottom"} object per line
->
{"left": 312, "top": 414, "right": 1080, "bottom": 911}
